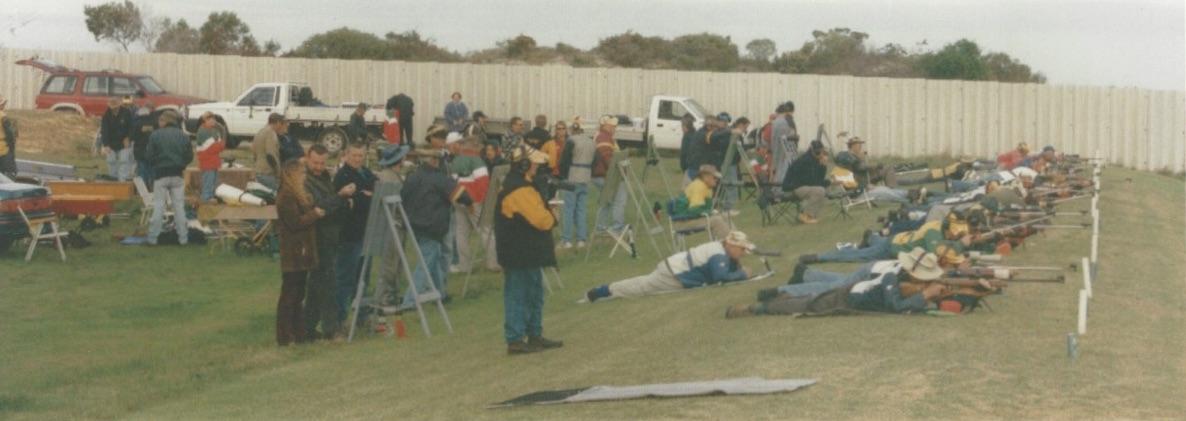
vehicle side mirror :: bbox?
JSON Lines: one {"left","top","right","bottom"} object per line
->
{"left": 136, "top": 89, "right": 146, "bottom": 98}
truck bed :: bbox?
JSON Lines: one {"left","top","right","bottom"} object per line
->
{"left": 286, "top": 106, "right": 386, "bottom": 125}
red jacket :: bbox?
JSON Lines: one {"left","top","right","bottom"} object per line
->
{"left": 383, "top": 113, "right": 401, "bottom": 144}
{"left": 996, "top": 150, "right": 1025, "bottom": 170}
{"left": 197, "top": 138, "right": 226, "bottom": 171}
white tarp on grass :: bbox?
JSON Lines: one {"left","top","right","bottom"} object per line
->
{"left": 490, "top": 377, "right": 816, "bottom": 408}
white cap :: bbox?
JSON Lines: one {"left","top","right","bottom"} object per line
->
{"left": 445, "top": 132, "right": 464, "bottom": 145}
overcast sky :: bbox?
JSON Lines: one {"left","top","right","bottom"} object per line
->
{"left": 2, "top": 0, "right": 1182, "bottom": 91}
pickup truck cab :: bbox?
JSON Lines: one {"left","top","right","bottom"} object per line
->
{"left": 16, "top": 57, "right": 208, "bottom": 117}
{"left": 433, "top": 95, "right": 709, "bottom": 150}
{"left": 186, "top": 82, "right": 386, "bottom": 152}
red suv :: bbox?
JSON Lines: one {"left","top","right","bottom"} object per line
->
{"left": 16, "top": 57, "right": 208, "bottom": 117}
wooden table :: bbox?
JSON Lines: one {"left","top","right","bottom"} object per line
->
{"left": 46, "top": 181, "right": 135, "bottom": 201}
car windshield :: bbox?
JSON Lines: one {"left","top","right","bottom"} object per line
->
{"left": 684, "top": 99, "right": 710, "bottom": 119}
{"left": 137, "top": 77, "right": 166, "bottom": 94}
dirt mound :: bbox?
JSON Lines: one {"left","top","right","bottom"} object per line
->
{"left": 6, "top": 110, "right": 99, "bottom": 155}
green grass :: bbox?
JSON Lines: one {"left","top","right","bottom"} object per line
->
{"left": 1, "top": 153, "right": 1183, "bottom": 420}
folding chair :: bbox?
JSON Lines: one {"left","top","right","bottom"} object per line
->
{"left": 756, "top": 185, "right": 802, "bottom": 226}
{"left": 17, "top": 206, "right": 67, "bottom": 262}
{"left": 664, "top": 199, "right": 716, "bottom": 252}
{"left": 134, "top": 177, "right": 171, "bottom": 227}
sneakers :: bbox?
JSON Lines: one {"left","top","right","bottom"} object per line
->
{"left": 507, "top": 341, "right": 540, "bottom": 355}
{"left": 576, "top": 241, "right": 587, "bottom": 248}
{"left": 558, "top": 241, "right": 574, "bottom": 250}
{"left": 756, "top": 288, "right": 781, "bottom": 302}
{"left": 725, "top": 304, "right": 756, "bottom": 319}
{"left": 798, "top": 212, "right": 819, "bottom": 224}
{"left": 528, "top": 336, "right": 564, "bottom": 350}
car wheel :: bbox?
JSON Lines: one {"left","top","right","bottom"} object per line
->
{"left": 318, "top": 128, "right": 348, "bottom": 155}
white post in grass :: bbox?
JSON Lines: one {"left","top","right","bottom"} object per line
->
{"left": 1078, "top": 289, "right": 1089, "bottom": 335}
{"left": 1081, "top": 257, "right": 1093, "bottom": 299}
{"left": 1091, "top": 209, "right": 1100, "bottom": 266}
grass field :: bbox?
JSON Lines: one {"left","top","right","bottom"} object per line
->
{"left": 1, "top": 146, "right": 1183, "bottom": 420}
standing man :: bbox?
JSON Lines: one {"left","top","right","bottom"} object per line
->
{"left": 444, "top": 92, "right": 469, "bottom": 133}
{"left": 101, "top": 97, "right": 134, "bottom": 181}
{"left": 334, "top": 143, "right": 377, "bottom": 323}
{"left": 770, "top": 101, "right": 799, "bottom": 183}
{"left": 195, "top": 113, "right": 226, "bottom": 203}
{"left": 466, "top": 110, "right": 489, "bottom": 144}
{"left": 400, "top": 146, "right": 472, "bottom": 308}
{"left": 528, "top": 114, "right": 550, "bottom": 142}
{"left": 130, "top": 101, "right": 156, "bottom": 184}
{"left": 365, "top": 144, "right": 412, "bottom": 309}
{"left": 496, "top": 146, "right": 562, "bottom": 355}
{"left": 252, "top": 113, "right": 285, "bottom": 190}
{"left": 719, "top": 116, "right": 750, "bottom": 210}
{"left": 0, "top": 96, "right": 16, "bottom": 177}
{"left": 446, "top": 134, "right": 491, "bottom": 273}
{"left": 277, "top": 123, "right": 304, "bottom": 164}
{"left": 678, "top": 115, "right": 698, "bottom": 186}
{"left": 781, "top": 140, "right": 831, "bottom": 224}
{"left": 347, "top": 103, "right": 369, "bottom": 143}
{"left": 386, "top": 92, "right": 414, "bottom": 144}
{"left": 303, "top": 144, "right": 355, "bottom": 341}
{"left": 592, "top": 115, "right": 627, "bottom": 234}
{"left": 145, "top": 111, "right": 193, "bottom": 245}
{"left": 558, "top": 124, "right": 595, "bottom": 249}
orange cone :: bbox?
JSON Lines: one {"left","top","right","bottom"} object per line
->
{"left": 394, "top": 319, "right": 408, "bottom": 339}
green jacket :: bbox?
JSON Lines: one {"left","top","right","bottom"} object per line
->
{"left": 145, "top": 126, "right": 193, "bottom": 179}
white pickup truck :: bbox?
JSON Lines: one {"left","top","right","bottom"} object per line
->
{"left": 186, "top": 82, "right": 386, "bottom": 153}
{"left": 433, "top": 95, "right": 711, "bottom": 150}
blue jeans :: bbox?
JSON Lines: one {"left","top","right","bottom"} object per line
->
{"left": 335, "top": 241, "right": 365, "bottom": 321}
{"left": 721, "top": 166, "right": 740, "bottom": 210}
{"left": 561, "top": 183, "right": 589, "bottom": 242}
{"left": 866, "top": 186, "right": 909, "bottom": 204}
{"left": 818, "top": 233, "right": 891, "bottom": 263}
{"left": 503, "top": 268, "right": 544, "bottom": 343}
{"left": 402, "top": 237, "right": 448, "bottom": 307}
{"left": 200, "top": 170, "right": 218, "bottom": 202}
{"left": 107, "top": 148, "right": 133, "bottom": 181}
{"left": 148, "top": 176, "right": 187, "bottom": 244}
{"left": 592, "top": 177, "right": 627, "bottom": 232}
{"left": 136, "top": 160, "right": 154, "bottom": 186}
{"left": 777, "top": 262, "right": 876, "bottom": 296}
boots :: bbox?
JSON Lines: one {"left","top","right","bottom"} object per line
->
{"left": 788, "top": 263, "right": 808, "bottom": 285}
{"left": 798, "top": 254, "right": 820, "bottom": 265}
{"left": 528, "top": 336, "right": 564, "bottom": 350}
{"left": 507, "top": 340, "right": 541, "bottom": 355}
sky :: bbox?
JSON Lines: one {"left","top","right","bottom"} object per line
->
{"left": 2, "top": 0, "right": 1183, "bottom": 91}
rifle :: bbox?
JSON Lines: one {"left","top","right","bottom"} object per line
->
{"left": 974, "top": 215, "right": 1053, "bottom": 243}
{"left": 945, "top": 267, "right": 1067, "bottom": 283}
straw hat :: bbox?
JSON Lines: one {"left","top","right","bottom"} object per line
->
{"left": 898, "top": 247, "right": 943, "bottom": 281}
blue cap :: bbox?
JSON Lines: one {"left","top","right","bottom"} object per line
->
{"left": 716, "top": 112, "right": 732, "bottom": 123}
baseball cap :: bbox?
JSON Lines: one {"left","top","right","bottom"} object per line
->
{"left": 445, "top": 132, "right": 464, "bottom": 145}
{"left": 716, "top": 112, "right": 732, "bottom": 123}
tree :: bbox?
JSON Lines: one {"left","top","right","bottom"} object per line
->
{"left": 745, "top": 38, "right": 776, "bottom": 62}
{"left": 83, "top": 0, "right": 143, "bottom": 51}
{"left": 670, "top": 33, "right": 739, "bottom": 72}
{"left": 983, "top": 52, "right": 1046, "bottom": 83}
{"left": 290, "top": 27, "right": 389, "bottom": 59}
{"left": 594, "top": 31, "right": 671, "bottom": 68}
{"left": 384, "top": 31, "right": 462, "bottom": 62}
{"left": 152, "top": 18, "right": 199, "bottom": 54}
{"left": 498, "top": 34, "right": 537, "bottom": 60}
{"left": 916, "top": 39, "right": 988, "bottom": 81}
{"left": 198, "top": 11, "right": 256, "bottom": 55}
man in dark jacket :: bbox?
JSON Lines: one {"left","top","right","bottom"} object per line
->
{"left": 0, "top": 96, "right": 17, "bottom": 177}
{"left": 347, "top": 103, "right": 368, "bottom": 143}
{"left": 101, "top": 97, "right": 134, "bottom": 181}
{"left": 130, "top": 102, "right": 157, "bottom": 184}
{"left": 333, "top": 142, "right": 378, "bottom": 322}
{"left": 386, "top": 93, "right": 414, "bottom": 143}
{"left": 145, "top": 111, "right": 193, "bottom": 245}
{"left": 399, "top": 148, "right": 471, "bottom": 309}
{"left": 496, "top": 146, "right": 562, "bottom": 355}
{"left": 303, "top": 144, "right": 355, "bottom": 340}
{"left": 781, "top": 140, "right": 832, "bottom": 224}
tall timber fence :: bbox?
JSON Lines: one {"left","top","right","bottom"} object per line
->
{"left": 2, "top": 47, "right": 1183, "bottom": 172}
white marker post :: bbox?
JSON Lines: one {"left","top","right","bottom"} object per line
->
{"left": 1091, "top": 209, "right": 1100, "bottom": 269}
{"left": 1077, "top": 289, "right": 1089, "bottom": 335}
{"left": 1081, "top": 257, "right": 1093, "bottom": 299}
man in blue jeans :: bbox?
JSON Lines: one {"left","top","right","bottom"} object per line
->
{"left": 399, "top": 147, "right": 472, "bottom": 309}
{"left": 496, "top": 146, "right": 562, "bottom": 355}
{"left": 591, "top": 115, "right": 627, "bottom": 233}
{"left": 333, "top": 143, "right": 377, "bottom": 322}
{"left": 145, "top": 111, "right": 192, "bottom": 245}
{"left": 558, "top": 127, "right": 596, "bottom": 248}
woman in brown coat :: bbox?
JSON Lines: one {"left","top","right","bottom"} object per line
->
{"left": 275, "top": 159, "right": 324, "bottom": 345}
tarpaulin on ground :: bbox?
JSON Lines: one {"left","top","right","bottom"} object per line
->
{"left": 489, "top": 377, "right": 816, "bottom": 408}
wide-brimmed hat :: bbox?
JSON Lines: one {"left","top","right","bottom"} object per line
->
{"left": 510, "top": 145, "right": 549, "bottom": 165}
{"left": 698, "top": 164, "right": 722, "bottom": 179}
{"left": 724, "top": 231, "right": 756, "bottom": 253}
{"left": 378, "top": 144, "right": 411, "bottom": 167}
{"left": 899, "top": 247, "right": 943, "bottom": 281}
{"left": 424, "top": 124, "right": 448, "bottom": 142}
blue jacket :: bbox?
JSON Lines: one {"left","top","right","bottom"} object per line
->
{"left": 845, "top": 272, "right": 928, "bottom": 313}
{"left": 665, "top": 242, "right": 748, "bottom": 288}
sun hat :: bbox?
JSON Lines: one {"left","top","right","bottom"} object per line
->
{"left": 724, "top": 231, "right": 757, "bottom": 253}
{"left": 698, "top": 164, "right": 722, "bottom": 179}
{"left": 898, "top": 247, "right": 943, "bottom": 281}
{"left": 378, "top": 144, "right": 411, "bottom": 167}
